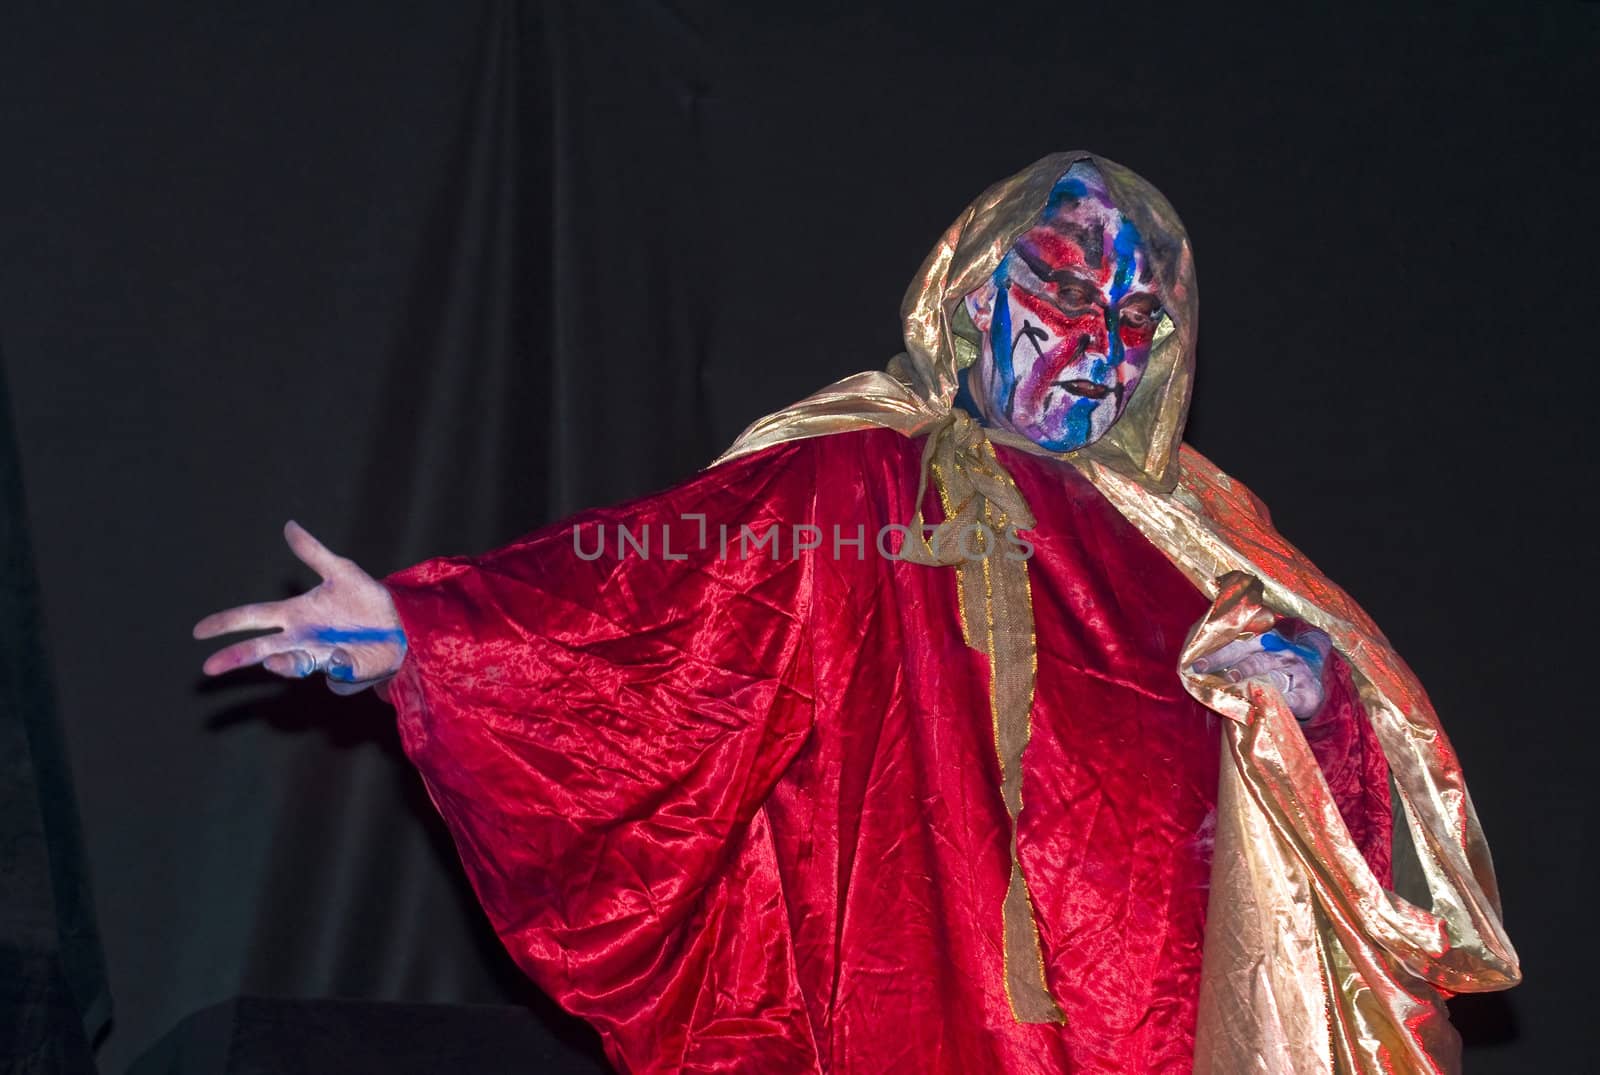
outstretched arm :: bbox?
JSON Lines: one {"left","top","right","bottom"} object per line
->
{"left": 192, "top": 520, "right": 406, "bottom": 694}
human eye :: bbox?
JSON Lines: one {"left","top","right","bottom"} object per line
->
{"left": 1115, "top": 296, "right": 1163, "bottom": 346}
{"left": 1056, "top": 281, "right": 1096, "bottom": 311}
{"left": 1116, "top": 296, "right": 1161, "bottom": 328}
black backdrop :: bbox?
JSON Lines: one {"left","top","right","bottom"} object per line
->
{"left": 2, "top": 3, "right": 1594, "bottom": 1071}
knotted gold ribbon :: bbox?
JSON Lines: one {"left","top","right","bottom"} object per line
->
{"left": 901, "top": 411, "right": 1063, "bottom": 1024}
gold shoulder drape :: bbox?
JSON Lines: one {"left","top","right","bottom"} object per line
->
{"left": 713, "top": 151, "right": 1519, "bottom": 1073}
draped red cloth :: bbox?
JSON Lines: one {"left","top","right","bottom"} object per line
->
{"left": 381, "top": 428, "right": 1391, "bottom": 1074}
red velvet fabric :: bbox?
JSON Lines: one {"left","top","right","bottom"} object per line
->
{"left": 1296, "top": 629, "right": 1395, "bottom": 892}
{"left": 382, "top": 428, "right": 1391, "bottom": 1074}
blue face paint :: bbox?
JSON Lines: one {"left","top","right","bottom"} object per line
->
{"left": 1101, "top": 219, "right": 1145, "bottom": 378}
{"left": 1109, "top": 219, "right": 1141, "bottom": 304}
{"left": 1034, "top": 397, "right": 1095, "bottom": 452}
{"left": 990, "top": 276, "right": 1019, "bottom": 420}
{"left": 1044, "top": 174, "right": 1088, "bottom": 214}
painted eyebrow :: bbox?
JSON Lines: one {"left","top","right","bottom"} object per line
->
{"left": 1012, "top": 246, "right": 1101, "bottom": 295}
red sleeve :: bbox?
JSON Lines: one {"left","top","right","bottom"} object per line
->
{"left": 380, "top": 442, "right": 820, "bottom": 1067}
{"left": 1299, "top": 647, "right": 1394, "bottom": 889}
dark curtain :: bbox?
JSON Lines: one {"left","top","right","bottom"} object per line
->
{"left": 0, "top": 352, "right": 110, "bottom": 1073}
{"left": 0, "top": 3, "right": 1593, "bottom": 1072}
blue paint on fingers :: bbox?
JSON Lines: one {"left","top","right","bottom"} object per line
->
{"left": 1261, "top": 630, "right": 1323, "bottom": 667}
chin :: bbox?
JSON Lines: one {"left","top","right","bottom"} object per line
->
{"left": 1020, "top": 423, "right": 1090, "bottom": 453}
{"left": 1020, "top": 400, "right": 1122, "bottom": 453}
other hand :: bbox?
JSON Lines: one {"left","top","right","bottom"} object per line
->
{"left": 1188, "top": 623, "right": 1331, "bottom": 721}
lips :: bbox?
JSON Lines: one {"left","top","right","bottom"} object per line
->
{"left": 1055, "top": 379, "right": 1110, "bottom": 400}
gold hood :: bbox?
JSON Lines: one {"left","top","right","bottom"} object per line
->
{"left": 715, "top": 152, "right": 1520, "bottom": 1074}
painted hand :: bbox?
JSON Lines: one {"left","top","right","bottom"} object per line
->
{"left": 193, "top": 521, "right": 407, "bottom": 695}
{"left": 1188, "top": 623, "right": 1332, "bottom": 721}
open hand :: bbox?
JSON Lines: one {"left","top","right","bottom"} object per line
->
{"left": 193, "top": 521, "right": 407, "bottom": 694}
{"left": 1189, "top": 624, "right": 1331, "bottom": 721}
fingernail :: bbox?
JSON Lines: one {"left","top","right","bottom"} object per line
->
{"left": 327, "top": 649, "right": 354, "bottom": 682}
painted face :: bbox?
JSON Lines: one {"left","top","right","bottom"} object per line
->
{"left": 962, "top": 161, "right": 1163, "bottom": 452}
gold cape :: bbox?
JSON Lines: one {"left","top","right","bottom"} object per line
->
{"left": 713, "top": 151, "right": 1520, "bottom": 1073}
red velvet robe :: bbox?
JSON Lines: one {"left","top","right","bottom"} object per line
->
{"left": 382, "top": 428, "right": 1391, "bottom": 1074}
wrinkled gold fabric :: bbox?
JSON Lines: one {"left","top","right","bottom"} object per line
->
{"left": 715, "top": 151, "right": 1519, "bottom": 1072}
{"left": 898, "top": 411, "right": 1063, "bottom": 1023}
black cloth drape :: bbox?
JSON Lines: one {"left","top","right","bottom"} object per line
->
{"left": 0, "top": 351, "right": 111, "bottom": 1073}
{"left": 125, "top": 997, "right": 609, "bottom": 1075}
{"left": 0, "top": 4, "right": 1593, "bottom": 1072}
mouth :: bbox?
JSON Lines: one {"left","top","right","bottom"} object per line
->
{"left": 1053, "top": 378, "right": 1111, "bottom": 400}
